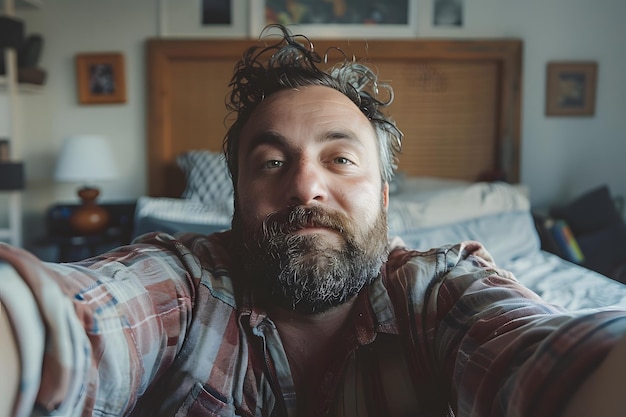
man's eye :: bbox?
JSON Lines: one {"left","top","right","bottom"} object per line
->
{"left": 334, "top": 156, "right": 353, "bottom": 165}
{"left": 263, "top": 160, "right": 283, "bottom": 169}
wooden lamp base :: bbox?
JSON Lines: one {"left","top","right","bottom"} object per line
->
{"left": 70, "top": 187, "right": 109, "bottom": 235}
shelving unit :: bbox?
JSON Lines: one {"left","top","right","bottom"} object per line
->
{"left": 0, "top": 0, "right": 41, "bottom": 246}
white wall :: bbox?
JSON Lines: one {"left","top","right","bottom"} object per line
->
{"left": 13, "top": 0, "right": 626, "bottom": 248}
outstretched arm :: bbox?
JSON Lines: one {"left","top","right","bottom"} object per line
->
{"left": 0, "top": 234, "right": 198, "bottom": 416}
{"left": 562, "top": 332, "right": 626, "bottom": 417}
{"left": 394, "top": 241, "right": 626, "bottom": 417}
{"left": 0, "top": 302, "right": 19, "bottom": 417}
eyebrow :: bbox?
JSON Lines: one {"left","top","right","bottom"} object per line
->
{"left": 244, "top": 131, "right": 287, "bottom": 157}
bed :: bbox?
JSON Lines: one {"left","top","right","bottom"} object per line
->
{"left": 139, "top": 37, "right": 626, "bottom": 312}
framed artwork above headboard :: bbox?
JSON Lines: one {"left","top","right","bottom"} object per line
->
{"left": 146, "top": 37, "right": 522, "bottom": 198}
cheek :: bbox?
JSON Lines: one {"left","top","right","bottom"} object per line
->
{"left": 337, "top": 179, "right": 384, "bottom": 221}
{"left": 236, "top": 181, "right": 274, "bottom": 220}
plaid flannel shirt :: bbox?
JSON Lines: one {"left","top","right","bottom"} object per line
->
{"left": 1, "top": 231, "right": 625, "bottom": 417}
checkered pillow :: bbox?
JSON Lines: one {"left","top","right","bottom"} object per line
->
{"left": 177, "top": 150, "right": 234, "bottom": 215}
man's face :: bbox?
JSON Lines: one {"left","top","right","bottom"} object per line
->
{"left": 232, "top": 86, "right": 390, "bottom": 314}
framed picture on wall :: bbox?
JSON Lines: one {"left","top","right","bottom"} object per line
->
{"left": 161, "top": 0, "right": 248, "bottom": 37}
{"left": 75, "top": 52, "right": 127, "bottom": 105}
{"left": 546, "top": 61, "right": 597, "bottom": 116}
{"left": 201, "top": 0, "right": 231, "bottom": 25}
{"left": 249, "top": 0, "right": 418, "bottom": 39}
{"left": 433, "top": 0, "right": 464, "bottom": 27}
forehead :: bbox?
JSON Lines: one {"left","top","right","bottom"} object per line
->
{"left": 239, "top": 86, "right": 378, "bottom": 147}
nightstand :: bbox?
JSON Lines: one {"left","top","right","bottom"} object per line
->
{"left": 37, "top": 201, "right": 136, "bottom": 262}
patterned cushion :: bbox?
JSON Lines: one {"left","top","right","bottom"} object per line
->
{"left": 177, "top": 150, "right": 234, "bottom": 215}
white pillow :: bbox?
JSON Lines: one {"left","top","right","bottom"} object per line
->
{"left": 388, "top": 181, "right": 530, "bottom": 235}
{"left": 390, "top": 174, "right": 471, "bottom": 196}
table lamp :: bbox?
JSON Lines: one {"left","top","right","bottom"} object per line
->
{"left": 54, "top": 135, "right": 118, "bottom": 234}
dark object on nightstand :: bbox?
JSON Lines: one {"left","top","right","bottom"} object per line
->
{"left": 40, "top": 201, "right": 136, "bottom": 262}
{"left": 549, "top": 185, "right": 626, "bottom": 284}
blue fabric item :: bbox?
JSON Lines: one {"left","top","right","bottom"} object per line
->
{"left": 132, "top": 196, "right": 231, "bottom": 239}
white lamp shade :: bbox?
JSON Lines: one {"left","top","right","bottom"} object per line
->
{"left": 55, "top": 135, "right": 118, "bottom": 183}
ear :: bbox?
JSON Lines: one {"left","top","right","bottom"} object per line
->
{"left": 382, "top": 181, "right": 390, "bottom": 210}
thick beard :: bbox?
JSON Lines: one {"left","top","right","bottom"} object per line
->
{"left": 232, "top": 203, "right": 389, "bottom": 314}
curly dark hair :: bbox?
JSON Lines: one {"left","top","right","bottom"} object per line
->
{"left": 224, "top": 24, "right": 403, "bottom": 187}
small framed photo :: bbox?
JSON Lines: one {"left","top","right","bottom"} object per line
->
{"left": 161, "top": 0, "right": 248, "bottom": 37}
{"left": 433, "top": 0, "right": 464, "bottom": 27}
{"left": 546, "top": 61, "right": 597, "bottom": 116}
{"left": 75, "top": 52, "right": 127, "bottom": 104}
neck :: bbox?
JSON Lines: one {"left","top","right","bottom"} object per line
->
{"left": 269, "top": 298, "right": 357, "bottom": 412}
{"left": 269, "top": 297, "right": 357, "bottom": 336}
{"left": 270, "top": 298, "right": 356, "bottom": 369}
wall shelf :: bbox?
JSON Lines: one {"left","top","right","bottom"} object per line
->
{"left": 0, "top": 76, "right": 43, "bottom": 93}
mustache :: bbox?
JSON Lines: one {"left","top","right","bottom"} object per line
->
{"left": 261, "top": 205, "right": 349, "bottom": 237}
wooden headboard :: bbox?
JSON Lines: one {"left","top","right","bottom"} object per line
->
{"left": 146, "top": 38, "right": 522, "bottom": 198}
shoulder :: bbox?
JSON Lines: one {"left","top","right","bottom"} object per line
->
{"left": 382, "top": 239, "right": 518, "bottom": 304}
{"left": 137, "top": 230, "right": 240, "bottom": 308}
{"left": 385, "top": 239, "right": 501, "bottom": 279}
{"left": 133, "top": 230, "right": 232, "bottom": 271}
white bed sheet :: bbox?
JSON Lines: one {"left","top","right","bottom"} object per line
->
{"left": 509, "top": 251, "right": 626, "bottom": 311}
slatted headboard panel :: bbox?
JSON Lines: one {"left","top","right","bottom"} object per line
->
{"left": 146, "top": 38, "right": 522, "bottom": 197}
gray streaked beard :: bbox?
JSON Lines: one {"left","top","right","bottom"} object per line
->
{"left": 233, "top": 204, "right": 389, "bottom": 314}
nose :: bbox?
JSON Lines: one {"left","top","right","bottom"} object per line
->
{"left": 287, "top": 159, "right": 328, "bottom": 206}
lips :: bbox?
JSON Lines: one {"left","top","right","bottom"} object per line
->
{"left": 294, "top": 224, "right": 337, "bottom": 234}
